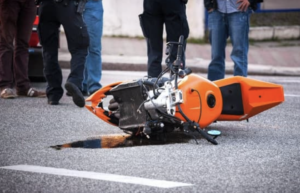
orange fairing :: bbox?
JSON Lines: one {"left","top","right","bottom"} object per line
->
{"left": 174, "top": 74, "right": 223, "bottom": 128}
{"left": 214, "top": 76, "right": 284, "bottom": 121}
{"left": 85, "top": 81, "right": 123, "bottom": 126}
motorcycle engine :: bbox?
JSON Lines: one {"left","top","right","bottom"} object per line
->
{"left": 109, "top": 77, "right": 183, "bottom": 135}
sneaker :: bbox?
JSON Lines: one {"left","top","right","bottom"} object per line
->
{"left": 0, "top": 88, "right": 17, "bottom": 99}
{"left": 17, "top": 88, "right": 46, "bottom": 98}
{"left": 64, "top": 82, "right": 85, "bottom": 107}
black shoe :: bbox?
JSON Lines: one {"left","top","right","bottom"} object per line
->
{"left": 64, "top": 82, "right": 85, "bottom": 107}
{"left": 48, "top": 100, "right": 59, "bottom": 105}
{"left": 66, "top": 91, "right": 88, "bottom": 97}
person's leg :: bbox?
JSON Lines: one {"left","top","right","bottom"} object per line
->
{"left": 0, "top": 0, "right": 20, "bottom": 90}
{"left": 141, "top": 0, "right": 164, "bottom": 78}
{"left": 14, "top": 0, "right": 36, "bottom": 93}
{"left": 207, "top": 11, "right": 228, "bottom": 81}
{"left": 83, "top": 0, "right": 103, "bottom": 95}
{"left": 228, "top": 10, "right": 250, "bottom": 77}
{"left": 38, "top": 0, "right": 63, "bottom": 102}
{"left": 162, "top": 0, "right": 189, "bottom": 69}
{"left": 58, "top": 1, "right": 88, "bottom": 107}
{"left": 59, "top": 2, "right": 89, "bottom": 90}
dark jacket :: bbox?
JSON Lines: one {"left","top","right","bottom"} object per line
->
{"left": 204, "top": 0, "right": 263, "bottom": 11}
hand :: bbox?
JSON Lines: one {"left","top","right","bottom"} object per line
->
{"left": 208, "top": 8, "right": 214, "bottom": 13}
{"left": 237, "top": 0, "right": 250, "bottom": 12}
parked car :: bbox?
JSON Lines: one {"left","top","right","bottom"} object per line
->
{"left": 28, "top": 12, "right": 45, "bottom": 82}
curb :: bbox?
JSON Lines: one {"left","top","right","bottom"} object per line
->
{"left": 249, "top": 25, "right": 300, "bottom": 40}
{"left": 58, "top": 54, "right": 300, "bottom": 77}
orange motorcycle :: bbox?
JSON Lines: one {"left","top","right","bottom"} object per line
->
{"left": 85, "top": 36, "right": 284, "bottom": 145}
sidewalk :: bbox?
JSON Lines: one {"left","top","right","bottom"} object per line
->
{"left": 58, "top": 33, "right": 300, "bottom": 76}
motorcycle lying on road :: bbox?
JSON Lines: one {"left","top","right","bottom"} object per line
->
{"left": 85, "top": 36, "right": 285, "bottom": 145}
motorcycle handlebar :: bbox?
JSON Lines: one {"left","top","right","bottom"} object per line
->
{"left": 197, "top": 128, "right": 218, "bottom": 145}
{"left": 174, "top": 35, "right": 184, "bottom": 68}
{"left": 176, "top": 35, "right": 184, "bottom": 60}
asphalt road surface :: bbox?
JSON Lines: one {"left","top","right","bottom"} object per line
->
{"left": 1, "top": 70, "right": 299, "bottom": 193}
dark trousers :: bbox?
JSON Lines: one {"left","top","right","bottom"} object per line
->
{"left": 140, "top": 0, "right": 189, "bottom": 77}
{"left": 0, "top": 0, "right": 36, "bottom": 91}
{"left": 38, "top": 0, "right": 89, "bottom": 102}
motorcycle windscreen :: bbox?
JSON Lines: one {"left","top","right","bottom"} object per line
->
{"left": 108, "top": 80, "right": 147, "bottom": 130}
{"left": 214, "top": 76, "right": 284, "bottom": 121}
{"left": 85, "top": 81, "right": 123, "bottom": 126}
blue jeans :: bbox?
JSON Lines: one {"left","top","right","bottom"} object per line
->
{"left": 207, "top": 10, "right": 251, "bottom": 81}
{"left": 82, "top": 0, "right": 103, "bottom": 94}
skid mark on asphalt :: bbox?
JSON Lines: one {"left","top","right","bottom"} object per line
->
{"left": 50, "top": 133, "right": 192, "bottom": 149}
{"left": 0, "top": 165, "right": 193, "bottom": 188}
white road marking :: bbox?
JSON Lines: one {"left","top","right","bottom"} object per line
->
{"left": 253, "top": 78, "right": 300, "bottom": 84}
{"left": 0, "top": 165, "right": 193, "bottom": 188}
{"left": 276, "top": 80, "right": 300, "bottom": 83}
{"left": 285, "top": 94, "right": 300, "bottom": 97}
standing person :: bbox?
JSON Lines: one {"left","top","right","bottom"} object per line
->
{"left": 37, "top": 0, "right": 89, "bottom": 107}
{"left": 139, "top": 0, "right": 189, "bottom": 78}
{"left": 82, "top": 0, "right": 103, "bottom": 96}
{"left": 205, "top": 0, "right": 263, "bottom": 81}
{"left": 0, "top": 0, "right": 46, "bottom": 99}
